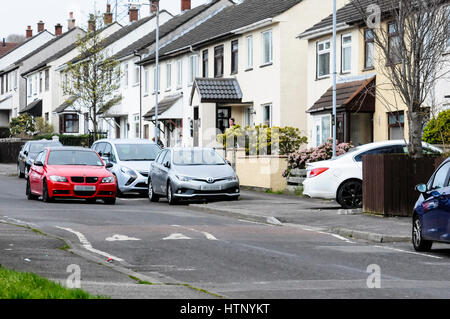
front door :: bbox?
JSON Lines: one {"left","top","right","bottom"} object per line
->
{"left": 216, "top": 106, "right": 231, "bottom": 134}
{"left": 336, "top": 113, "right": 346, "bottom": 144}
{"left": 193, "top": 107, "right": 199, "bottom": 147}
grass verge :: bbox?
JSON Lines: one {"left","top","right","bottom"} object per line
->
{"left": 0, "top": 266, "right": 104, "bottom": 299}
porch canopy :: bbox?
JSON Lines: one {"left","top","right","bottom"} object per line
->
{"left": 20, "top": 99, "right": 42, "bottom": 117}
{"left": 190, "top": 78, "right": 243, "bottom": 105}
{"left": 54, "top": 97, "right": 80, "bottom": 114}
{"left": 307, "top": 76, "right": 376, "bottom": 114}
{"left": 144, "top": 93, "right": 183, "bottom": 121}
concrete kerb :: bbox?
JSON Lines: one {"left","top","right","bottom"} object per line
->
{"left": 188, "top": 204, "right": 411, "bottom": 243}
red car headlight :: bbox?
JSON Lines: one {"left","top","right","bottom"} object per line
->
{"left": 101, "top": 176, "right": 115, "bottom": 183}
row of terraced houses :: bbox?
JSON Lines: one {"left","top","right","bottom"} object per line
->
{"left": 0, "top": 0, "right": 449, "bottom": 148}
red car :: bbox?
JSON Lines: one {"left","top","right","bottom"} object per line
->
{"left": 26, "top": 147, "right": 117, "bottom": 205}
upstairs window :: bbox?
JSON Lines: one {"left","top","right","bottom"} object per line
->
{"left": 45, "top": 70, "right": 49, "bottom": 91}
{"left": 177, "top": 59, "right": 183, "bottom": 88}
{"left": 388, "top": 22, "right": 401, "bottom": 64}
{"left": 202, "top": 50, "right": 208, "bottom": 78}
{"left": 341, "top": 34, "right": 352, "bottom": 73}
{"left": 214, "top": 45, "right": 224, "bottom": 78}
{"left": 261, "top": 30, "right": 273, "bottom": 65}
{"left": 364, "top": 29, "right": 375, "bottom": 69}
{"left": 166, "top": 63, "right": 172, "bottom": 90}
{"left": 246, "top": 36, "right": 253, "bottom": 69}
{"left": 317, "top": 39, "right": 331, "bottom": 78}
{"left": 188, "top": 55, "right": 198, "bottom": 85}
{"left": 231, "top": 40, "right": 239, "bottom": 74}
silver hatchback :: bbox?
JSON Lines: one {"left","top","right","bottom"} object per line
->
{"left": 147, "top": 147, "right": 240, "bottom": 204}
{"left": 92, "top": 139, "right": 161, "bottom": 196}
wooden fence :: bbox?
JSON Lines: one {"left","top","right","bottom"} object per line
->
{"left": 0, "top": 140, "right": 25, "bottom": 163}
{"left": 363, "top": 154, "right": 446, "bottom": 217}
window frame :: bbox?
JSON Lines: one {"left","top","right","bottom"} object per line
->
{"left": 364, "top": 29, "right": 375, "bottom": 69}
{"left": 231, "top": 39, "right": 239, "bottom": 75}
{"left": 316, "top": 39, "right": 331, "bottom": 79}
{"left": 202, "top": 49, "right": 208, "bottom": 78}
{"left": 177, "top": 59, "right": 183, "bottom": 89}
{"left": 387, "top": 111, "right": 405, "bottom": 140}
{"left": 388, "top": 22, "right": 401, "bottom": 65}
{"left": 246, "top": 35, "right": 254, "bottom": 70}
{"left": 341, "top": 33, "right": 352, "bottom": 74}
{"left": 214, "top": 45, "right": 224, "bottom": 78}
{"left": 261, "top": 103, "right": 273, "bottom": 127}
{"left": 61, "top": 113, "right": 80, "bottom": 134}
{"left": 166, "top": 63, "right": 172, "bottom": 90}
{"left": 261, "top": 29, "right": 273, "bottom": 66}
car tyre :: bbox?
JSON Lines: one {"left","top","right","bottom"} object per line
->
{"left": 148, "top": 180, "right": 159, "bottom": 202}
{"left": 167, "top": 182, "right": 178, "bottom": 205}
{"left": 26, "top": 179, "right": 38, "bottom": 200}
{"left": 42, "top": 180, "right": 54, "bottom": 203}
{"left": 337, "top": 180, "right": 363, "bottom": 209}
{"left": 18, "top": 164, "right": 24, "bottom": 178}
{"left": 412, "top": 216, "right": 433, "bottom": 252}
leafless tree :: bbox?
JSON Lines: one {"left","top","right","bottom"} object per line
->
{"left": 6, "top": 34, "right": 26, "bottom": 43}
{"left": 351, "top": 0, "right": 450, "bottom": 158}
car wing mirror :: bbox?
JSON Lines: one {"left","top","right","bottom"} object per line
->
{"left": 34, "top": 161, "right": 44, "bottom": 167}
{"left": 24, "top": 151, "right": 28, "bottom": 156}
{"left": 105, "top": 163, "right": 113, "bottom": 169}
{"left": 164, "top": 161, "right": 171, "bottom": 168}
{"left": 415, "top": 184, "right": 427, "bottom": 193}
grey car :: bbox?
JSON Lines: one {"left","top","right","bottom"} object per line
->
{"left": 92, "top": 139, "right": 161, "bottom": 196}
{"left": 147, "top": 147, "right": 240, "bottom": 204}
{"left": 18, "top": 139, "right": 63, "bottom": 179}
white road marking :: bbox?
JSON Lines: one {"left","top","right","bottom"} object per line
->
{"left": 171, "top": 225, "right": 218, "bottom": 241}
{"left": 56, "top": 226, "right": 124, "bottom": 262}
{"left": 163, "top": 233, "right": 191, "bottom": 240}
{"left": 373, "top": 245, "right": 443, "bottom": 260}
{"left": 105, "top": 234, "right": 141, "bottom": 242}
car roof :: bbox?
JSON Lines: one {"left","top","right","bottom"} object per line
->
{"left": 94, "top": 139, "right": 158, "bottom": 145}
{"left": 46, "top": 147, "right": 95, "bottom": 152}
{"left": 354, "top": 140, "right": 441, "bottom": 152}
{"left": 29, "top": 139, "right": 62, "bottom": 143}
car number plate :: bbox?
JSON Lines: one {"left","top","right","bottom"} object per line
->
{"left": 74, "top": 185, "right": 96, "bottom": 191}
{"left": 201, "top": 185, "right": 222, "bottom": 191}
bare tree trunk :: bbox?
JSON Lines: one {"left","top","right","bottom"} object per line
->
{"left": 408, "top": 110, "right": 424, "bottom": 158}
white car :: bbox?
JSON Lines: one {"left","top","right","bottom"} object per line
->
{"left": 302, "top": 140, "right": 442, "bottom": 209}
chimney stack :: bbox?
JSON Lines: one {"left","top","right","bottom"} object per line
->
{"left": 26, "top": 26, "right": 33, "bottom": 38}
{"left": 37, "top": 21, "right": 45, "bottom": 33}
{"left": 68, "top": 12, "right": 76, "bottom": 30}
{"left": 88, "top": 14, "right": 96, "bottom": 32}
{"left": 129, "top": 6, "right": 139, "bottom": 23}
{"left": 2, "top": 38, "right": 5, "bottom": 47}
{"left": 150, "top": 0, "right": 159, "bottom": 14}
{"left": 181, "top": 0, "right": 191, "bottom": 12}
{"left": 55, "top": 23, "right": 63, "bottom": 36}
{"left": 104, "top": 4, "right": 113, "bottom": 25}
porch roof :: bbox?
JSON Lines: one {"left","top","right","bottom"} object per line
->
{"left": 190, "top": 78, "right": 243, "bottom": 105}
{"left": 54, "top": 96, "right": 79, "bottom": 114}
{"left": 307, "top": 76, "right": 376, "bottom": 114}
{"left": 20, "top": 99, "right": 42, "bottom": 117}
{"left": 144, "top": 93, "right": 183, "bottom": 120}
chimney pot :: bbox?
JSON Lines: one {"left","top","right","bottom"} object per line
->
{"left": 37, "top": 21, "right": 45, "bottom": 33}
{"left": 68, "top": 12, "right": 76, "bottom": 30}
{"left": 26, "top": 26, "right": 33, "bottom": 38}
{"left": 129, "top": 6, "right": 139, "bottom": 23}
{"left": 55, "top": 23, "right": 63, "bottom": 36}
{"left": 88, "top": 15, "right": 96, "bottom": 32}
{"left": 104, "top": 4, "right": 113, "bottom": 25}
{"left": 181, "top": 0, "right": 191, "bottom": 12}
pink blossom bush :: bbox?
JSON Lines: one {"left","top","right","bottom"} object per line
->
{"left": 283, "top": 139, "right": 354, "bottom": 177}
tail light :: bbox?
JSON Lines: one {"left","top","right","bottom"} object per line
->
{"left": 308, "top": 167, "right": 329, "bottom": 178}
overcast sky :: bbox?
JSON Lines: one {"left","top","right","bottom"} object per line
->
{"left": 1, "top": 0, "right": 208, "bottom": 40}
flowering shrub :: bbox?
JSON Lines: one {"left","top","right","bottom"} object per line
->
{"left": 283, "top": 139, "right": 354, "bottom": 177}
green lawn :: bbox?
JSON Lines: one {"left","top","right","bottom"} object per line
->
{"left": 0, "top": 266, "right": 103, "bottom": 299}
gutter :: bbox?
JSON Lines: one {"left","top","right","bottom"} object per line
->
{"left": 297, "top": 22, "right": 349, "bottom": 40}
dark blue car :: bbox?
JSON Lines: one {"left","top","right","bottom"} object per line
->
{"left": 413, "top": 157, "right": 450, "bottom": 251}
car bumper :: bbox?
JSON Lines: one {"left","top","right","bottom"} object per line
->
{"left": 117, "top": 174, "right": 148, "bottom": 193}
{"left": 302, "top": 175, "right": 337, "bottom": 199}
{"left": 171, "top": 180, "right": 240, "bottom": 199}
{"left": 48, "top": 181, "right": 116, "bottom": 199}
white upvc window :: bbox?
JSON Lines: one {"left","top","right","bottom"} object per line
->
{"left": 134, "top": 62, "right": 140, "bottom": 85}
{"left": 341, "top": 34, "right": 352, "bottom": 73}
{"left": 188, "top": 55, "right": 198, "bottom": 85}
{"left": 166, "top": 63, "right": 172, "bottom": 90}
{"left": 124, "top": 63, "right": 129, "bottom": 87}
{"left": 317, "top": 39, "right": 331, "bottom": 78}
{"left": 262, "top": 103, "right": 272, "bottom": 127}
{"left": 28, "top": 77, "right": 32, "bottom": 97}
{"left": 34, "top": 75, "right": 38, "bottom": 95}
{"left": 246, "top": 35, "right": 253, "bottom": 69}
{"left": 261, "top": 30, "right": 273, "bottom": 65}
{"left": 177, "top": 59, "right": 183, "bottom": 88}
{"left": 144, "top": 70, "right": 149, "bottom": 95}
{"left": 314, "top": 114, "right": 331, "bottom": 147}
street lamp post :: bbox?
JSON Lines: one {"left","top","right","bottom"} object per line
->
{"left": 151, "top": 0, "right": 160, "bottom": 143}
{"left": 332, "top": 0, "right": 337, "bottom": 158}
